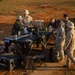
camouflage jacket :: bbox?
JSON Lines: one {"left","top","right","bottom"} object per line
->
{"left": 12, "top": 21, "right": 22, "bottom": 35}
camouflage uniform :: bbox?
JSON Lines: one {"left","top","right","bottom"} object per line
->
{"left": 64, "top": 21, "right": 75, "bottom": 68}
{"left": 64, "top": 20, "right": 71, "bottom": 34}
{"left": 22, "top": 16, "right": 33, "bottom": 27}
{"left": 55, "top": 25, "right": 65, "bottom": 59}
{"left": 65, "top": 28, "right": 75, "bottom": 67}
{"left": 12, "top": 21, "right": 22, "bottom": 35}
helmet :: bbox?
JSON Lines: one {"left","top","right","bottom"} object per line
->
{"left": 17, "top": 16, "right": 22, "bottom": 20}
{"left": 23, "top": 10, "right": 30, "bottom": 14}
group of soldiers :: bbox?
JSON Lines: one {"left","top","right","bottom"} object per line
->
{"left": 51, "top": 14, "right": 75, "bottom": 68}
{"left": 12, "top": 10, "right": 33, "bottom": 35}
{"left": 11, "top": 9, "right": 75, "bottom": 68}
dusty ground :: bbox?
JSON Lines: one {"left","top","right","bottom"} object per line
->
{"left": 0, "top": 0, "right": 75, "bottom": 75}
{"left": 0, "top": 59, "right": 75, "bottom": 75}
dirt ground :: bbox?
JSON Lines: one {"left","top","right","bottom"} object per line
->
{"left": 0, "top": 0, "right": 75, "bottom": 75}
{"left": 0, "top": 59, "right": 75, "bottom": 75}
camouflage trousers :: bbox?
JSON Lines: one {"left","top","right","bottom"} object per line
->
{"left": 66, "top": 49, "right": 75, "bottom": 67}
{"left": 56, "top": 43, "right": 64, "bottom": 59}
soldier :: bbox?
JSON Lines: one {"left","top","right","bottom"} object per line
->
{"left": 47, "top": 18, "right": 57, "bottom": 37}
{"left": 22, "top": 10, "right": 33, "bottom": 28}
{"left": 22, "top": 10, "right": 33, "bottom": 33}
{"left": 63, "top": 14, "right": 71, "bottom": 34}
{"left": 55, "top": 20, "right": 65, "bottom": 61}
{"left": 63, "top": 21, "right": 75, "bottom": 68}
{"left": 12, "top": 16, "right": 23, "bottom": 35}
